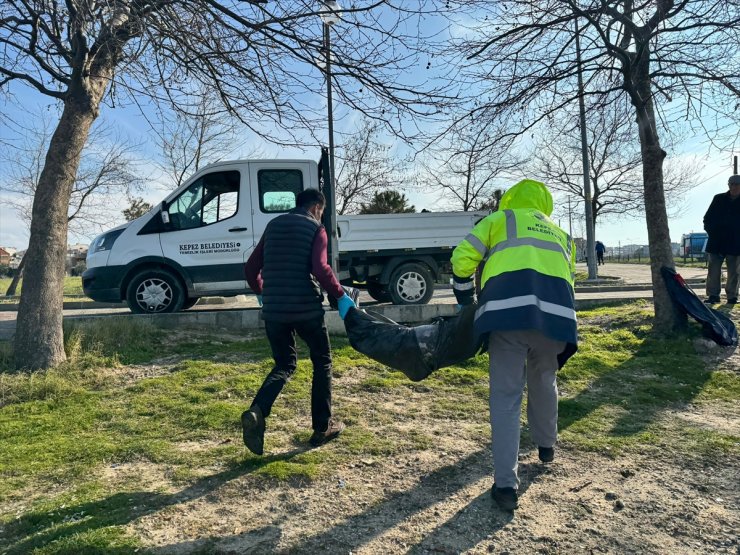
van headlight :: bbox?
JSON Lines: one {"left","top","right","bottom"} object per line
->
{"left": 89, "top": 229, "right": 125, "bottom": 255}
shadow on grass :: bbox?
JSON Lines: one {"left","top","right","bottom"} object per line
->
{"left": 1, "top": 448, "right": 309, "bottom": 555}
{"left": 558, "top": 327, "right": 728, "bottom": 440}
{"left": 142, "top": 450, "right": 534, "bottom": 554}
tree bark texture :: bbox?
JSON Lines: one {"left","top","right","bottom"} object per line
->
{"left": 14, "top": 97, "right": 101, "bottom": 369}
{"left": 632, "top": 50, "right": 686, "bottom": 333}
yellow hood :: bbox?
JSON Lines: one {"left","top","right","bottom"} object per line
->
{"left": 499, "top": 179, "right": 553, "bottom": 216}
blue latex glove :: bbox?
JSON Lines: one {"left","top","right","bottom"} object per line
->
{"left": 455, "top": 304, "right": 463, "bottom": 314}
{"left": 256, "top": 294, "right": 263, "bottom": 307}
{"left": 337, "top": 294, "right": 356, "bottom": 320}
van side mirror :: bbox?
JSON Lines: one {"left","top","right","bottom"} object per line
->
{"left": 161, "top": 200, "right": 170, "bottom": 225}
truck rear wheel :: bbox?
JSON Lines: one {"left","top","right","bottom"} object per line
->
{"left": 389, "top": 262, "right": 434, "bottom": 305}
{"left": 126, "top": 269, "right": 185, "bottom": 314}
{"left": 367, "top": 282, "right": 391, "bottom": 303}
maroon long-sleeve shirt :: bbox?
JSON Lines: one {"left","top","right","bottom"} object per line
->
{"left": 245, "top": 226, "right": 344, "bottom": 299}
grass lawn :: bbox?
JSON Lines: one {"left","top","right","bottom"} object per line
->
{"left": 0, "top": 301, "right": 738, "bottom": 553}
{"left": 0, "top": 277, "right": 84, "bottom": 297}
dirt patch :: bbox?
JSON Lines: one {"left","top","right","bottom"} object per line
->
{"left": 102, "top": 361, "right": 181, "bottom": 386}
{"left": 669, "top": 404, "right": 740, "bottom": 435}
{"left": 124, "top": 443, "right": 738, "bottom": 554}
{"left": 121, "top": 361, "right": 740, "bottom": 555}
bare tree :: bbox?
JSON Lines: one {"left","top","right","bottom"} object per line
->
{"left": 446, "top": 0, "right": 740, "bottom": 333}
{"left": 1, "top": 1, "right": 448, "bottom": 369}
{"left": 335, "top": 119, "right": 406, "bottom": 214}
{"left": 155, "top": 94, "right": 244, "bottom": 189}
{"left": 1, "top": 114, "right": 142, "bottom": 236}
{"left": 420, "top": 119, "right": 521, "bottom": 211}
{"left": 1, "top": 114, "right": 141, "bottom": 297}
{"left": 533, "top": 97, "right": 700, "bottom": 226}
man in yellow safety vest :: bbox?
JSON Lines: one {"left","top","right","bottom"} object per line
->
{"left": 451, "top": 179, "right": 577, "bottom": 511}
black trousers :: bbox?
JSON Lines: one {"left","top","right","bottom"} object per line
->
{"left": 597, "top": 252, "right": 604, "bottom": 265}
{"left": 251, "top": 316, "right": 332, "bottom": 432}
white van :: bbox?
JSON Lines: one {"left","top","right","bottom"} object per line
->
{"left": 83, "top": 155, "right": 486, "bottom": 313}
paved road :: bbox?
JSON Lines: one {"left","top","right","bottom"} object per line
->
{"left": 575, "top": 262, "right": 707, "bottom": 283}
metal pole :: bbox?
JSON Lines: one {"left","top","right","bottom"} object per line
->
{"left": 734, "top": 155, "right": 738, "bottom": 175}
{"left": 575, "top": 18, "right": 597, "bottom": 280}
{"left": 324, "top": 23, "right": 339, "bottom": 273}
{"left": 567, "top": 196, "right": 573, "bottom": 237}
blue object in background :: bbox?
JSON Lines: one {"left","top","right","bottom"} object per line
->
{"left": 681, "top": 232, "right": 708, "bottom": 260}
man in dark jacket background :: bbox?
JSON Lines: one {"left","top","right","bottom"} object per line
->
{"left": 703, "top": 175, "right": 740, "bottom": 304}
{"left": 242, "top": 189, "right": 355, "bottom": 455}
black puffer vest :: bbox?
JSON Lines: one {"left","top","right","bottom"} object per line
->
{"left": 261, "top": 208, "right": 325, "bottom": 323}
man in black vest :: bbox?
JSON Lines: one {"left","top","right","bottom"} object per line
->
{"left": 703, "top": 175, "right": 740, "bottom": 304}
{"left": 242, "top": 189, "right": 355, "bottom": 455}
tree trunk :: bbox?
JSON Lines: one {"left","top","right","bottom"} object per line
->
{"left": 5, "top": 255, "right": 25, "bottom": 296}
{"left": 632, "top": 61, "right": 686, "bottom": 333}
{"left": 13, "top": 99, "right": 98, "bottom": 370}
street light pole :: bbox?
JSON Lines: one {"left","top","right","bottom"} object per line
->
{"left": 321, "top": 1, "right": 341, "bottom": 273}
{"left": 567, "top": 195, "right": 573, "bottom": 238}
{"left": 575, "top": 17, "right": 598, "bottom": 280}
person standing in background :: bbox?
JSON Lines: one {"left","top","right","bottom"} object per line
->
{"left": 595, "top": 241, "right": 606, "bottom": 266}
{"left": 703, "top": 175, "right": 740, "bottom": 305}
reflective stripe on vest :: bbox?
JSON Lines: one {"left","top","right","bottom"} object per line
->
{"left": 464, "top": 233, "right": 487, "bottom": 257}
{"left": 486, "top": 210, "right": 570, "bottom": 264}
{"left": 453, "top": 280, "right": 475, "bottom": 291}
{"left": 475, "top": 294, "right": 577, "bottom": 322}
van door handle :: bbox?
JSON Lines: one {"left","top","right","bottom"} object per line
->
{"left": 229, "top": 227, "right": 248, "bottom": 232}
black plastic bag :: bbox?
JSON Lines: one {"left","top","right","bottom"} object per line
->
{"left": 343, "top": 303, "right": 486, "bottom": 381}
{"left": 661, "top": 266, "right": 738, "bottom": 347}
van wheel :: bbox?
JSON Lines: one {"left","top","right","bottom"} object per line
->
{"left": 367, "top": 282, "right": 391, "bottom": 303}
{"left": 126, "top": 269, "right": 185, "bottom": 314}
{"left": 389, "top": 263, "right": 434, "bottom": 305}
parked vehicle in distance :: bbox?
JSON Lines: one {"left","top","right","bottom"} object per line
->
{"left": 680, "top": 232, "right": 708, "bottom": 261}
{"left": 83, "top": 153, "right": 487, "bottom": 313}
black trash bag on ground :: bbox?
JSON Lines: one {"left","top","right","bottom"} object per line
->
{"left": 343, "top": 303, "right": 486, "bottom": 381}
{"left": 661, "top": 266, "right": 738, "bottom": 347}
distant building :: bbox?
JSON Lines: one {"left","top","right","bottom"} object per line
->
{"left": 66, "top": 244, "right": 89, "bottom": 273}
{"left": 9, "top": 249, "right": 25, "bottom": 270}
{"left": 0, "top": 247, "right": 11, "bottom": 266}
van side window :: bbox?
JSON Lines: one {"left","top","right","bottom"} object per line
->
{"left": 168, "top": 171, "right": 240, "bottom": 230}
{"left": 258, "top": 169, "right": 303, "bottom": 213}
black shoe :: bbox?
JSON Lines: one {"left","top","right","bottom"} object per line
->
{"left": 491, "top": 484, "right": 519, "bottom": 511}
{"left": 241, "top": 406, "right": 265, "bottom": 455}
{"left": 309, "top": 419, "right": 345, "bottom": 447}
{"left": 728, "top": 298, "right": 738, "bottom": 305}
{"left": 538, "top": 446, "right": 555, "bottom": 463}
{"left": 704, "top": 296, "right": 720, "bottom": 304}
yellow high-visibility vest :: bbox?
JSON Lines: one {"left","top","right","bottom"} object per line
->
{"left": 452, "top": 179, "right": 577, "bottom": 346}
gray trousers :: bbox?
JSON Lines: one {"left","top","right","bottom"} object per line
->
{"left": 706, "top": 253, "right": 740, "bottom": 299}
{"left": 488, "top": 330, "right": 566, "bottom": 489}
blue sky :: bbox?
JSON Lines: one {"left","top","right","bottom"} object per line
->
{"left": 1, "top": 92, "right": 736, "bottom": 252}
{"left": 1, "top": 2, "right": 738, "bottom": 252}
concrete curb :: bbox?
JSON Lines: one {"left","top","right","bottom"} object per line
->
{"left": 62, "top": 303, "right": 460, "bottom": 336}
{"left": 0, "top": 295, "right": 246, "bottom": 312}
{"left": 55, "top": 297, "right": 647, "bottom": 338}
